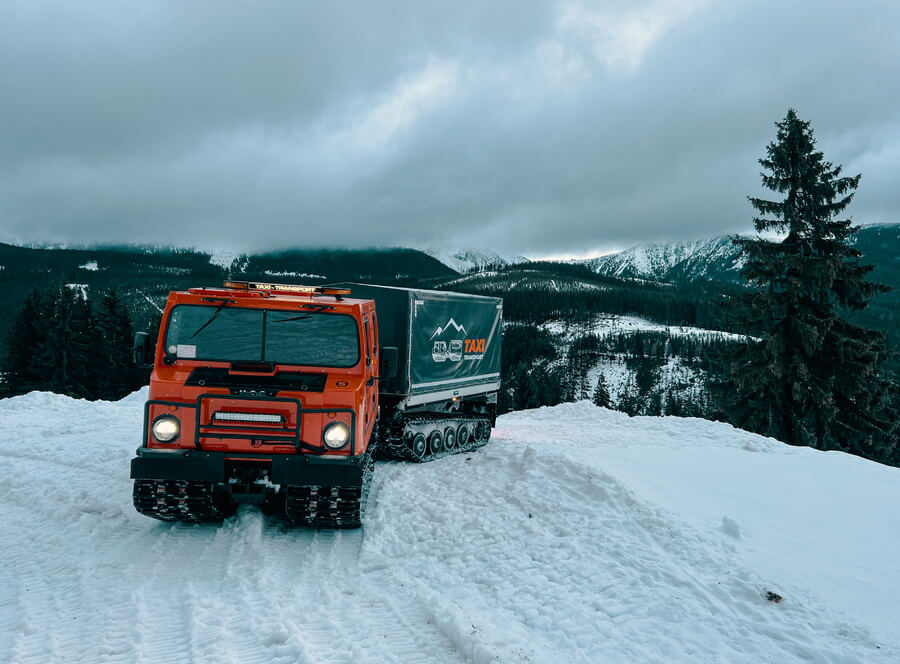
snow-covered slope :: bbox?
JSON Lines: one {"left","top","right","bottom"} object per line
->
{"left": 2, "top": 392, "right": 898, "bottom": 663}
{"left": 207, "top": 249, "right": 242, "bottom": 270}
{"left": 585, "top": 237, "right": 743, "bottom": 282}
{"left": 542, "top": 313, "right": 747, "bottom": 343}
{"left": 425, "top": 248, "right": 528, "bottom": 274}
{"left": 582, "top": 225, "right": 900, "bottom": 283}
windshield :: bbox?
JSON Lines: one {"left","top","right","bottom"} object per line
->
{"left": 163, "top": 304, "right": 360, "bottom": 368}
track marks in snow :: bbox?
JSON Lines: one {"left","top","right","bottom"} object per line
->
{"left": 366, "top": 445, "right": 895, "bottom": 663}
{"left": 2, "top": 391, "right": 897, "bottom": 663}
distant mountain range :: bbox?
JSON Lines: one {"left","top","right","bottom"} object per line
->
{"left": 582, "top": 237, "right": 743, "bottom": 283}
{"left": 580, "top": 223, "right": 900, "bottom": 284}
{"left": 1, "top": 224, "right": 897, "bottom": 357}
{"left": 573, "top": 224, "right": 900, "bottom": 354}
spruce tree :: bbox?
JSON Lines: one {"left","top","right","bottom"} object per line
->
{"left": 665, "top": 392, "right": 682, "bottom": 417}
{"left": 633, "top": 353, "right": 660, "bottom": 397}
{"left": 560, "top": 358, "right": 576, "bottom": 403}
{"left": 95, "top": 288, "right": 137, "bottom": 399}
{"left": 510, "top": 362, "right": 539, "bottom": 410}
{"left": 534, "top": 364, "right": 564, "bottom": 407}
{"left": 39, "top": 286, "right": 99, "bottom": 399}
{"left": 1, "top": 291, "right": 48, "bottom": 396}
{"left": 577, "top": 364, "right": 591, "bottom": 401}
{"left": 592, "top": 372, "right": 611, "bottom": 408}
{"left": 723, "top": 109, "right": 896, "bottom": 460}
{"left": 617, "top": 375, "right": 640, "bottom": 416}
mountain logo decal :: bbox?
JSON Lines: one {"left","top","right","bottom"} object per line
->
{"left": 429, "top": 318, "right": 468, "bottom": 340}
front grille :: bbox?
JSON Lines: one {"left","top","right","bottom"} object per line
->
{"left": 185, "top": 368, "right": 327, "bottom": 394}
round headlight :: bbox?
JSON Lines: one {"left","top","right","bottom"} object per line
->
{"left": 322, "top": 422, "right": 351, "bottom": 450}
{"left": 152, "top": 415, "right": 180, "bottom": 443}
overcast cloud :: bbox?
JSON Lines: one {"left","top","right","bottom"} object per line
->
{"left": 1, "top": 0, "right": 898, "bottom": 257}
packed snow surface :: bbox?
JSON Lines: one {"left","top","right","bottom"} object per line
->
{"left": 1, "top": 392, "right": 898, "bottom": 663}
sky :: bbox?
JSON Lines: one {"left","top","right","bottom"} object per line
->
{"left": 1, "top": 1, "right": 898, "bottom": 259}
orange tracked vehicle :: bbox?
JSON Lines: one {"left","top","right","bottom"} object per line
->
{"left": 131, "top": 280, "right": 502, "bottom": 527}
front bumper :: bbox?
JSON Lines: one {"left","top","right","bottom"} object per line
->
{"left": 131, "top": 448, "right": 367, "bottom": 487}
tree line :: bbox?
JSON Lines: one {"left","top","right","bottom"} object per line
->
{"left": 1, "top": 286, "right": 146, "bottom": 400}
{"left": 448, "top": 260, "right": 743, "bottom": 334}
{"left": 466, "top": 278, "right": 737, "bottom": 331}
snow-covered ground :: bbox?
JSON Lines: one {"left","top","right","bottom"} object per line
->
{"left": 585, "top": 355, "right": 709, "bottom": 409}
{"left": 63, "top": 283, "right": 89, "bottom": 299}
{"left": 543, "top": 313, "right": 747, "bottom": 344}
{"left": 1, "top": 392, "right": 898, "bottom": 663}
{"left": 208, "top": 250, "right": 242, "bottom": 270}
{"left": 537, "top": 314, "right": 743, "bottom": 410}
{"left": 263, "top": 270, "right": 327, "bottom": 280}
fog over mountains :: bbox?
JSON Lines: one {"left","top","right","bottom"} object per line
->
{"left": 2, "top": 223, "right": 898, "bottom": 450}
{"left": 1, "top": 223, "right": 897, "bottom": 356}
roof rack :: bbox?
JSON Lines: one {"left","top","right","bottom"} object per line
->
{"left": 223, "top": 281, "right": 351, "bottom": 299}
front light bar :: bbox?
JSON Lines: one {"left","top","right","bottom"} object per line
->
{"left": 213, "top": 411, "right": 283, "bottom": 424}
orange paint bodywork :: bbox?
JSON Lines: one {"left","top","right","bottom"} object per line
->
{"left": 145, "top": 286, "right": 379, "bottom": 458}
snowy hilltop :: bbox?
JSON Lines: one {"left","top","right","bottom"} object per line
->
{"left": 2, "top": 391, "right": 898, "bottom": 663}
{"left": 425, "top": 248, "right": 529, "bottom": 273}
{"left": 583, "top": 236, "right": 744, "bottom": 282}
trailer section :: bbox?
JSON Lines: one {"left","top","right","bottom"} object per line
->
{"left": 329, "top": 283, "right": 502, "bottom": 406}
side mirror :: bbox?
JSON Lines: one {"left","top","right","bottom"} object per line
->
{"left": 133, "top": 332, "right": 154, "bottom": 368}
{"left": 379, "top": 346, "right": 398, "bottom": 379}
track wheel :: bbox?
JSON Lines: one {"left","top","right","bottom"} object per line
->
{"left": 443, "top": 427, "right": 457, "bottom": 452}
{"left": 481, "top": 421, "right": 492, "bottom": 442}
{"left": 410, "top": 432, "right": 427, "bottom": 460}
{"left": 457, "top": 423, "right": 470, "bottom": 447}
{"left": 428, "top": 430, "right": 443, "bottom": 455}
{"left": 474, "top": 421, "right": 487, "bottom": 442}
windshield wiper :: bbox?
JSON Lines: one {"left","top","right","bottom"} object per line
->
{"left": 272, "top": 314, "right": 311, "bottom": 323}
{"left": 190, "top": 299, "right": 233, "bottom": 339}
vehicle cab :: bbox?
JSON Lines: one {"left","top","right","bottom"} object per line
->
{"left": 130, "top": 281, "right": 395, "bottom": 517}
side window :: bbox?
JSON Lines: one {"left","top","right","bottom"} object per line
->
{"left": 364, "top": 318, "right": 371, "bottom": 367}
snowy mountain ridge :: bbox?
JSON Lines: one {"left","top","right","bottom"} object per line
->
{"left": 579, "top": 223, "right": 900, "bottom": 283}
{"left": 582, "top": 236, "right": 744, "bottom": 282}
{"left": 424, "top": 248, "right": 529, "bottom": 274}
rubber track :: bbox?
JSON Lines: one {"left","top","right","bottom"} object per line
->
{"left": 379, "top": 414, "right": 492, "bottom": 463}
{"left": 283, "top": 446, "right": 375, "bottom": 529}
{"left": 133, "top": 479, "right": 230, "bottom": 523}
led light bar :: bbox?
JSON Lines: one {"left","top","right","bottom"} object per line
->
{"left": 223, "top": 280, "right": 351, "bottom": 297}
{"left": 213, "top": 411, "right": 283, "bottom": 424}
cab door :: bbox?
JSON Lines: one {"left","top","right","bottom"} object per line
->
{"left": 363, "top": 314, "right": 378, "bottom": 441}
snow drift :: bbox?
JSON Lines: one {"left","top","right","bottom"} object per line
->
{"left": 1, "top": 390, "right": 897, "bottom": 663}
